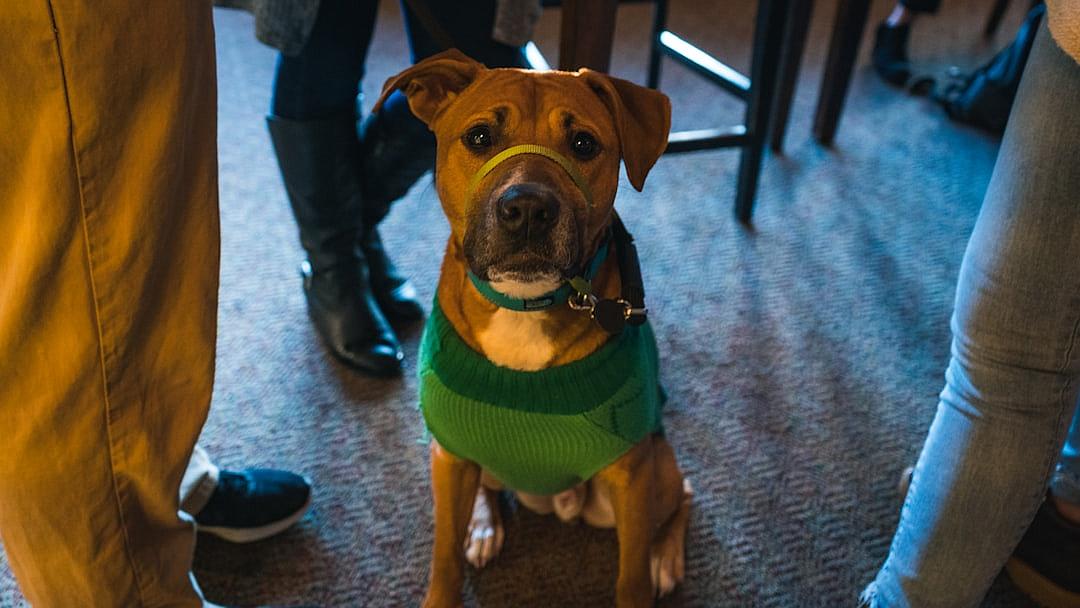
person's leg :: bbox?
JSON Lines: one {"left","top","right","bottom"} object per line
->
{"left": 357, "top": 0, "right": 530, "bottom": 228}
{"left": 270, "top": 0, "right": 377, "bottom": 120}
{"left": 894, "top": 0, "right": 942, "bottom": 23}
{"left": 862, "top": 24, "right": 1080, "bottom": 607}
{"left": 268, "top": 0, "right": 409, "bottom": 376}
{"left": 0, "top": 2, "right": 217, "bottom": 605}
{"left": 873, "top": 0, "right": 943, "bottom": 85}
{"left": 1004, "top": 395, "right": 1080, "bottom": 607}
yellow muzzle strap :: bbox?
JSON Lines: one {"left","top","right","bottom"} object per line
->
{"left": 466, "top": 144, "right": 593, "bottom": 209}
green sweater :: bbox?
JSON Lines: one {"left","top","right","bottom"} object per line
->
{"left": 418, "top": 300, "right": 664, "bottom": 496}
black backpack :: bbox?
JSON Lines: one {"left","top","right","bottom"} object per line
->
{"left": 915, "top": 2, "right": 1045, "bottom": 135}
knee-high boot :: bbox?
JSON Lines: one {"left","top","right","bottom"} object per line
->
{"left": 354, "top": 92, "right": 433, "bottom": 323}
{"left": 268, "top": 110, "right": 404, "bottom": 376}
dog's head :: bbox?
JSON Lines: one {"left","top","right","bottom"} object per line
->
{"left": 376, "top": 50, "right": 670, "bottom": 297}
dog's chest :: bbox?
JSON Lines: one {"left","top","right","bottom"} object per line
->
{"left": 476, "top": 308, "right": 555, "bottom": 371}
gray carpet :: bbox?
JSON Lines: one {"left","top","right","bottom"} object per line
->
{"left": 0, "top": 0, "right": 1044, "bottom": 606}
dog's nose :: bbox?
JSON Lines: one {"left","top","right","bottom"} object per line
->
{"left": 495, "top": 184, "right": 560, "bottom": 236}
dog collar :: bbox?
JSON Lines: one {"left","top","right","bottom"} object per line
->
{"left": 466, "top": 144, "right": 594, "bottom": 209}
{"left": 468, "top": 239, "right": 610, "bottom": 312}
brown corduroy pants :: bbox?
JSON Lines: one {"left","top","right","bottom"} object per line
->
{"left": 0, "top": 2, "right": 219, "bottom": 606}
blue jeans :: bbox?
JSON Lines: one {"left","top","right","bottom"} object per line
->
{"left": 862, "top": 24, "right": 1080, "bottom": 607}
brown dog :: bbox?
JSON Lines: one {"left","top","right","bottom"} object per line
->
{"left": 376, "top": 50, "right": 692, "bottom": 608}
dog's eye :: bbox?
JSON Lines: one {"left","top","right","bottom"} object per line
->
{"left": 464, "top": 125, "right": 494, "bottom": 150}
{"left": 570, "top": 131, "right": 599, "bottom": 159}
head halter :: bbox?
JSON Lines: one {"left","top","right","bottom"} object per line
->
{"left": 465, "top": 144, "right": 594, "bottom": 210}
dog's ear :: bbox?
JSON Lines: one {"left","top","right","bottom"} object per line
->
{"left": 374, "top": 49, "right": 485, "bottom": 126}
{"left": 579, "top": 70, "right": 671, "bottom": 192}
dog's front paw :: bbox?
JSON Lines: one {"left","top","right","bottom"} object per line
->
{"left": 464, "top": 486, "right": 504, "bottom": 568}
{"left": 650, "top": 478, "right": 693, "bottom": 598}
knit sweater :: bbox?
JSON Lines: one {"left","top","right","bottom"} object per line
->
{"left": 418, "top": 300, "right": 665, "bottom": 496}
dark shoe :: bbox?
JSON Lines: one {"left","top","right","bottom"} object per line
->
{"left": 195, "top": 469, "right": 312, "bottom": 543}
{"left": 267, "top": 111, "right": 404, "bottom": 376}
{"left": 359, "top": 228, "right": 424, "bottom": 324}
{"left": 300, "top": 259, "right": 404, "bottom": 376}
{"left": 1005, "top": 497, "right": 1080, "bottom": 607}
{"left": 872, "top": 22, "right": 913, "bottom": 87}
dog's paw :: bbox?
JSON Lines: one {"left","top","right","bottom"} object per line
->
{"left": 650, "top": 478, "right": 693, "bottom": 598}
{"left": 552, "top": 485, "right": 587, "bottom": 523}
{"left": 464, "top": 487, "right": 504, "bottom": 569}
{"left": 649, "top": 538, "right": 682, "bottom": 598}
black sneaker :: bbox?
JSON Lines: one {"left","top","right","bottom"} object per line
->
{"left": 872, "top": 22, "right": 914, "bottom": 87}
{"left": 194, "top": 469, "right": 312, "bottom": 543}
{"left": 1005, "top": 497, "right": 1080, "bottom": 608}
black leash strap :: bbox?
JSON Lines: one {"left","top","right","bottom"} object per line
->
{"left": 613, "top": 213, "right": 646, "bottom": 326}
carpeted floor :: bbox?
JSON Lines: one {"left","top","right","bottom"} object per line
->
{"left": 1, "top": 1, "right": 1046, "bottom": 606}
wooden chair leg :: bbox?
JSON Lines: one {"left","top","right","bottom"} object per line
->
{"left": 646, "top": 0, "right": 668, "bottom": 89}
{"left": 735, "top": 0, "right": 792, "bottom": 223}
{"left": 768, "top": 0, "right": 815, "bottom": 152}
{"left": 559, "top": 0, "right": 618, "bottom": 71}
{"left": 811, "top": 0, "right": 871, "bottom": 146}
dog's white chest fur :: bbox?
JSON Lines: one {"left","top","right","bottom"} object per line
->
{"left": 476, "top": 308, "right": 554, "bottom": 371}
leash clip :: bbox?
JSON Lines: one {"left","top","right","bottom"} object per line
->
{"left": 569, "top": 293, "right": 648, "bottom": 335}
{"left": 568, "top": 290, "right": 597, "bottom": 313}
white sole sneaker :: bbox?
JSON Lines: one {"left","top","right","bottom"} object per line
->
{"left": 196, "top": 493, "right": 313, "bottom": 544}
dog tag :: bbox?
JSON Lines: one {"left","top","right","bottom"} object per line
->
{"left": 593, "top": 299, "right": 626, "bottom": 334}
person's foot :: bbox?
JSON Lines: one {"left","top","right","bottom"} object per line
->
{"left": 1005, "top": 496, "right": 1080, "bottom": 608}
{"left": 872, "top": 22, "right": 914, "bottom": 87}
{"left": 302, "top": 260, "right": 405, "bottom": 376}
{"left": 194, "top": 469, "right": 312, "bottom": 543}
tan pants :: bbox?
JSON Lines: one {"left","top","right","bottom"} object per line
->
{"left": 0, "top": 2, "right": 219, "bottom": 606}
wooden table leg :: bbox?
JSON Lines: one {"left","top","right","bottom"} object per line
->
{"left": 558, "top": 0, "right": 619, "bottom": 72}
{"left": 812, "top": 0, "right": 871, "bottom": 146}
{"left": 768, "top": 0, "right": 815, "bottom": 152}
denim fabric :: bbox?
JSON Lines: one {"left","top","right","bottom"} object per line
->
{"left": 270, "top": 0, "right": 527, "bottom": 120}
{"left": 270, "top": 0, "right": 378, "bottom": 119}
{"left": 863, "top": 24, "right": 1080, "bottom": 607}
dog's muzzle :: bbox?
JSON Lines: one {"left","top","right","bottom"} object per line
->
{"left": 466, "top": 144, "right": 593, "bottom": 211}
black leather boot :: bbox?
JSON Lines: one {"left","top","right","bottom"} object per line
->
{"left": 355, "top": 95, "right": 433, "bottom": 324}
{"left": 358, "top": 228, "right": 424, "bottom": 323}
{"left": 268, "top": 111, "right": 403, "bottom": 376}
{"left": 356, "top": 94, "right": 437, "bottom": 222}
{"left": 872, "top": 22, "right": 914, "bottom": 87}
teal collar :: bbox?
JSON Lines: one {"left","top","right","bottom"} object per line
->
{"left": 468, "top": 240, "right": 610, "bottom": 312}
